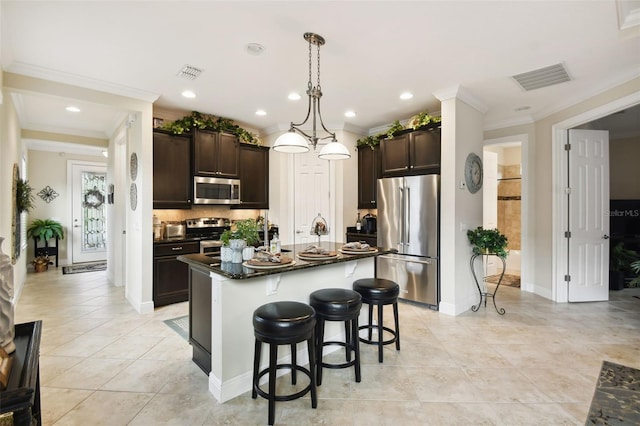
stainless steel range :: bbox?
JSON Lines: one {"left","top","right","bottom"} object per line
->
{"left": 185, "top": 217, "right": 230, "bottom": 255}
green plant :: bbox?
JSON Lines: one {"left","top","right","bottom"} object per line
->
{"left": 629, "top": 260, "right": 640, "bottom": 287}
{"left": 220, "top": 219, "right": 260, "bottom": 246}
{"left": 356, "top": 135, "right": 382, "bottom": 149}
{"left": 466, "top": 226, "right": 509, "bottom": 258}
{"left": 27, "top": 218, "right": 65, "bottom": 241}
{"left": 161, "top": 111, "right": 261, "bottom": 145}
{"left": 610, "top": 242, "right": 639, "bottom": 272}
{"left": 16, "top": 178, "right": 35, "bottom": 213}
{"left": 407, "top": 111, "right": 442, "bottom": 129}
{"left": 386, "top": 120, "right": 405, "bottom": 139}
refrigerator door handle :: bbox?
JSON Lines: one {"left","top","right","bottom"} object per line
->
{"left": 406, "top": 187, "right": 410, "bottom": 245}
{"left": 398, "top": 186, "right": 405, "bottom": 246}
{"left": 379, "top": 254, "right": 435, "bottom": 265}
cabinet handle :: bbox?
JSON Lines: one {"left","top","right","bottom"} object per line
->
{"left": 171, "top": 247, "right": 183, "bottom": 251}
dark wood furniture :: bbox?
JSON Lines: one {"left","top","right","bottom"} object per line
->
{"left": 234, "top": 144, "right": 269, "bottom": 209}
{"left": 194, "top": 129, "right": 240, "bottom": 178}
{"left": 153, "top": 130, "right": 192, "bottom": 209}
{"left": 357, "top": 145, "right": 380, "bottom": 209}
{"left": 345, "top": 227, "right": 377, "bottom": 247}
{"left": 0, "top": 321, "right": 42, "bottom": 426}
{"left": 189, "top": 266, "right": 212, "bottom": 374}
{"left": 33, "top": 236, "right": 58, "bottom": 267}
{"left": 153, "top": 240, "right": 199, "bottom": 307}
{"left": 380, "top": 126, "right": 441, "bottom": 177}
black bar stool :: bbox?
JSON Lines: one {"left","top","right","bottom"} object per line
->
{"left": 309, "top": 288, "right": 362, "bottom": 386}
{"left": 252, "top": 301, "right": 317, "bottom": 425}
{"left": 352, "top": 278, "right": 400, "bottom": 363}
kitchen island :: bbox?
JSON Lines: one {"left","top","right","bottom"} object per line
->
{"left": 178, "top": 242, "right": 384, "bottom": 403}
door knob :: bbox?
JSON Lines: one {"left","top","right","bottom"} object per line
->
{"left": 296, "top": 230, "right": 302, "bottom": 234}
{"left": 603, "top": 234, "right": 610, "bottom": 239}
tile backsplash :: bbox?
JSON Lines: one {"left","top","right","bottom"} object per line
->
{"left": 153, "top": 206, "right": 261, "bottom": 223}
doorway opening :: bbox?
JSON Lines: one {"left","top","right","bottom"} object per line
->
{"left": 483, "top": 142, "right": 522, "bottom": 289}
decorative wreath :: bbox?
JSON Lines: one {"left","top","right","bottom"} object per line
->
{"left": 83, "top": 188, "right": 105, "bottom": 209}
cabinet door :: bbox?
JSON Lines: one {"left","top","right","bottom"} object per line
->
{"left": 380, "top": 133, "right": 410, "bottom": 177}
{"left": 153, "top": 256, "right": 190, "bottom": 306}
{"left": 410, "top": 129, "right": 441, "bottom": 174}
{"left": 357, "top": 146, "right": 379, "bottom": 208}
{"left": 235, "top": 144, "right": 269, "bottom": 209}
{"left": 153, "top": 131, "right": 192, "bottom": 209}
{"left": 216, "top": 132, "right": 240, "bottom": 178}
{"left": 194, "top": 129, "right": 218, "bottom": 176}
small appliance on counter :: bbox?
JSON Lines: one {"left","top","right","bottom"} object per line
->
{"left": 361, "top": 214, "right": 377, "bottom": 234}
{"left": 164, "top": 221, "right": 186, "bottom": 239}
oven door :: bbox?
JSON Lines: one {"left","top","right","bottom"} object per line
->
{"left": 200, "top": 240, "right": 223, "bottom": 256}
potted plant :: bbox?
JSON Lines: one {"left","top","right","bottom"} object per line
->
{"left": 27, "top": 219, "right": 65, "bottom": 242}
{"left": 609, "top": 242, "right": 639, "bottom": 290}
{"left": 466, "top": 226, "right": 509, "bottom": 258}
{"left": 220, "top": 219, "right": 260, "bottom": 262}
{"left": 32, "top": 255, "right": 52, "bottom": 273}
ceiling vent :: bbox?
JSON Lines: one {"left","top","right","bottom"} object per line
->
{"left": 512, "top": 63, "right": 571, "bottom": 91}
{"left": 176, "top": 64, "right": 203, "bottom": 80}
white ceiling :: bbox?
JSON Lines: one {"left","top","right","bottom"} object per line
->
{"left": 2, "top": 1, "right": 639, "bottom": 142}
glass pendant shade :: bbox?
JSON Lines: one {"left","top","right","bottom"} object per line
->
{"left": 318, "top": 141, "right": 351, "bottom": 160}
{"left": 273, "top": 132, "right": 310, "bottom": 153}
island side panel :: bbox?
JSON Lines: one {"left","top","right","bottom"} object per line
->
{"left": 210, "top": 257, "right": 374, "bottom": 403}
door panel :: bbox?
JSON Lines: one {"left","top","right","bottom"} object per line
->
{"left": 72, "top": 163, "right": 107, "bottom": 263}
{"left": 376, "top": 253, "right": 438, "bottom": 306}
{"left": 568, "top": 129, "right": 609, "bottom": 302}
{"left": 377, "top": 177, "right": 404, "bottom": 252}
{"left": 293, "top": 150, "right": 330, "bottom": 245}
{"left": 405, "top": 175, "right": 439, "bottom": 257}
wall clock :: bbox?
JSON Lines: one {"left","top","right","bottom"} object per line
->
{"left": 464, "top": 153, "right": 483, "bottom": 194}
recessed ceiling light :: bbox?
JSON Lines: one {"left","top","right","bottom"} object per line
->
{"left": 255, "top": 109, "right": 267, "bottom": 116}
{"left": 181, "top": 90, "right": 196, "bottom": 99}
{"left": 288, "top": 92, "right": 301, "bottom": 101}
{"left": 344, "top": 110, "right": 356, "bottom": 118}
{"left": 65, "top": 106, "right": 81, "bottom": 112}
{"left": 246, "top": 43, "right": 265, "bottom": 56}
{"left": 102, "top": 150, "right": 108, "bottom": 158}
{"left": 399, "top": 92, "right": 413, "bottom": 100}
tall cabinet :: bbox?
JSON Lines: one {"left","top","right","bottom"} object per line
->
{"left": 234, "top": 144, "right": 269, "bottom": 209}
{"left": 153, "top": 130, "right": 192, "bottom": 209}
{"left": 357, "top": 145, "right": 381, "bottom": 209}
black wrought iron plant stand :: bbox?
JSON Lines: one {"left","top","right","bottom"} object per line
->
{"left": 470, "top": 253, "right": 506, "bottom": 315}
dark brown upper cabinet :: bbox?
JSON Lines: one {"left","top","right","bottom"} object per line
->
{"left": 380, "top": 127, "right": 441, "bottom": 177}
{"left": 357, "top": 145, "right": 380, "bottom": 209}
{"left": 234, "top": 144, "right": 269, "bottom": 210}
{"left": 194, "top": 129, "right": 240, "bottom": 178}
{"left": 153, "top": 129, "right": 192, "bottom": 209}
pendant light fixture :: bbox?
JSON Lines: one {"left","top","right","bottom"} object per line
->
{"left": 273, "top": 32, "right": 351, "bottom": 160}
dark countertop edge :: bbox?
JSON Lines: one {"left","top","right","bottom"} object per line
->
{"left": 345, "top": 228, "right": 377, "bottom": 237}
{"left": 178, "top": 243, "right": 392, "bottom": 280}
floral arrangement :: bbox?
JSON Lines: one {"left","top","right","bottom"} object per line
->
{"left": 161, "top": 111, "right": 262, "bottom": 145}
{"left": 466, "top": 226, "right": 509, "bottom": 259}
{"left": 221, "top": 219, "right": 260, "bottom": 246}
{"left": 356, "top": 110, "right": 441, "bottom": 148}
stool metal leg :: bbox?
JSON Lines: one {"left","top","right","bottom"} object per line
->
{"left": 377, "top": 303, "right": 384, "bottom": 363}
{"left": 393, "top": 302, "right": 400, "bottom": 351}
{"left": 290, "top": 343, "right": 297, "bottom": 385}
{"left": 344, "top": 320, "right": 351, "bottom": 362}
{"left": 268, "top": 343, "right": 277, "bottom": 425}
{"left": 352, "top": 316, "right": 361, "bottom": 382}
{"left": 367, "top": 303, "right": 373, "bottom": 341}
{"left": 252, "top": 339, "right": 261, "bottom": 399}
{"left": 315, "top": 318, "right": 325, "bottom": 385}
{"left": 307, "top": 334, "right": 318, "bottom": 408}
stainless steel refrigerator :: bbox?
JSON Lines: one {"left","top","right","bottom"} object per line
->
{"left": 377, "top": 174, "right": 439, "bottom": 308}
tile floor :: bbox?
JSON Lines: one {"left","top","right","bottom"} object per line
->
{"left": 13, "top": 267, "right": 640, "bottom": 425}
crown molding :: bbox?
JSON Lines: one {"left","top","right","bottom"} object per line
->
{"left": 6, "top": 62, "right": 160, "bottom": 102}
{"left": 484, "top": 115, "right": 535, "bottom": 132}
{"left": 24, "top": 138, "right": 106, "bottom": 156}
{"left": 433, "top": 85, "right": 488, "bottom": 113}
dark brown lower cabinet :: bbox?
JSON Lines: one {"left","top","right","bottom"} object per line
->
{"left": 189, "top": 267, "right": 211, "bottom": 374}
{"left": 153, "top": 241, "right": 199, "bottom": 307}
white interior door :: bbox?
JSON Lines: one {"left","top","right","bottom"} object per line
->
{"left": 293, "top": 150, "right": 330, "bottom": 246}
{"left": 71, "top": 163, "right": 108, "bottom": 263}
{"left": 568, "top": 129, "right": 609, "bottom": 302}
{"left": 483, "top": 150, "right": 499, "bottom": 276}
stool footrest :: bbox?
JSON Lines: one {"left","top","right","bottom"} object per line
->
{"left": 358, "top": 324, "right": 397, "bottom": 346}
{"left": 254, "top": 364, "right": 314, "bottom": 402}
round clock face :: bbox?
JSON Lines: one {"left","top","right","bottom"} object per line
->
{"left": 465, "top": 153, "right": 483, "bottom": 193}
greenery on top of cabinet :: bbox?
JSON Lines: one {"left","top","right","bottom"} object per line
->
{"left": 162, "top": 111, "right": 262, "bottom": 146}
{"left": 356, "top": 111, "right": 441, "bottom": 149}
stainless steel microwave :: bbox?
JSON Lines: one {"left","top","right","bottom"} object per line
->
{"left": 193, "top": 176, "right": 241, "bottom": 205}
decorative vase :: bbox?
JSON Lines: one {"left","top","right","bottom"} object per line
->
{"left": 229, "top": 239, "right": 246, "bottom": 263}
{"left": 34, "top": 262, "right": 48, "bottom": 273}
{"left": 220, "top": 246, "right": 233, "bottom": 262}
{"left": 242, "top": 246, "right": 255, "bottom": 261}
{"left": 0, "top": 237, "right": 15, "bottom": 354}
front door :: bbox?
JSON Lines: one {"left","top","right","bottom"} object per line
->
{"left": 568, "top": 129, "right": 610, "bottom": 302}
{"left": 293, "top": 149, "right": 330, "bottom": 246}
{"left": 71, "top": 162, "right": 108, "bottom": 264}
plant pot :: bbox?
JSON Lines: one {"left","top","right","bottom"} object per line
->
{"left": 609, "top": 270, "right": 625, "bottom": 290}
{"left": 242, "top": 246, "right": 255, "bottom": 261}
{"left": 34, "top": 263, "right": 48, "bottom": 273}
{"left": 220, "top": 247, "right": 233, "bottom": 263}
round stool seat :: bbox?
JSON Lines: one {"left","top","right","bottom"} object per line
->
{"left": 253, "top": 301, "right": 316, "bottom": 343}
{"left": 310, "top": 288, "right": 362, "bottom": 319}
{"left": 353, "top": 278, "right": 399, "bottom": 303}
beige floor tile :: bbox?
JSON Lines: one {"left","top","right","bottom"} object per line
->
{"left": 47, "top": 357, "right": 133, "bottom": 390}
{"left": 101, "top": 358, "right": 183, "bottom": 393}
{"left": 40, "top": 387, "right": 93, "bottom": 426}
{"left": 128, "top": 392, "right": 216, "bottom": 426}
{"left": 52, "top": 390, "right": 153, "bottom": 426}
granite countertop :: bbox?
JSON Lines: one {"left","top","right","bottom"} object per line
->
{"left": 178, "top": 242, "right": 389, "bottom": 280}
